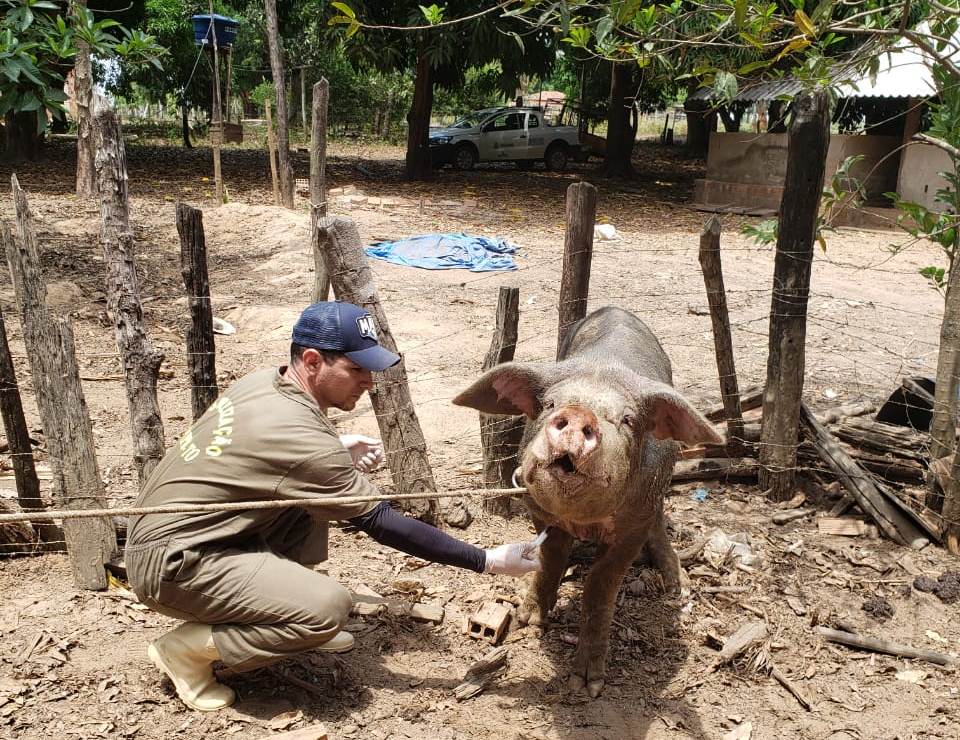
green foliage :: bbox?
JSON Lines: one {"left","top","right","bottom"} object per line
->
{"left": 0, "top": 0, "right": 163, "bottom": 134}
{"left": 249, "top": 79, "right": 274, "bottom": 107}
{"left": 742, "top": 218, "right": 777, "bottom": 246}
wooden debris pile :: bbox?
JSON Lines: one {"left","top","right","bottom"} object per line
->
{"left": 682, "top": 385, "right": 942, "bottom": 548}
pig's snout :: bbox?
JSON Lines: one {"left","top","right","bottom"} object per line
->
{"left": 545, "top": 406, "right": 601, "bottom": 466}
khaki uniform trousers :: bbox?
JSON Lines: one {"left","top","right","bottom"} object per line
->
{"left": 126, "top": 509, "right": 350, "bottom": 673}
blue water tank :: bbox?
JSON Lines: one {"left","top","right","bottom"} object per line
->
{"left": 191, "top": 14, "right": 239, "bottom": 49}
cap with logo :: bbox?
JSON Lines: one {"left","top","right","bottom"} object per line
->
{"left": 292, "top": 301, "right": 401, "bottom": 371}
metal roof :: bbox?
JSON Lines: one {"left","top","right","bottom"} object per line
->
{"left": 689, "top": 33, "right": 948, "bottom": 102}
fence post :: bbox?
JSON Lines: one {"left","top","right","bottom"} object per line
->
{"left": 6, "top": 176, "right": 116, "bottom": 589}
{"left": 697, "top": 215, "right": 745, "bottom": 449}
{"left": 557, "top": 182, "right": 597, "bottom": 357}
{"left": 758, "top": 91, "right": 830, "bottom": 501}
{"left": 310, "top": 78, "right": 331, "bottom": 303}
{"left": 317, "top": 217, "right": 460, "bottom": 526}
{"left": 265, "top": 100, "right": 281, "bottom": 206}
{"left": 175, "top": 203, "right": 219, "bottom": 420}
{"left": 94, "top": 103, "right": 166, "bottom": 487}
{"left": 480, "top": 287, "right": 524, "bottom": 516}
{"left": 0, "top": 303, "right": 55, "bottom": 544}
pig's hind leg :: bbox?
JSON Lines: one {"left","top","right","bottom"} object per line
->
{"left": 517, "top": 526, "right": 573, "bottom": 627}
{"left": 645, "top": 514, "right": 682, "bottom": 594}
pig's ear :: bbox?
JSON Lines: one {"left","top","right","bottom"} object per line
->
{"left": 646, "top": 389, "right": 724, "bottom": 446}
{"left": 453, "top": 363, "right": 550, "bottom": 418}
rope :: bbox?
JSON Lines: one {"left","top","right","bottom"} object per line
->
{"left": 0, "top": 486, "right": 526, "bottom": 524}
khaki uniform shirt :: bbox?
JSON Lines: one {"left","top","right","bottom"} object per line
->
{"left": 127, "top": 368, "right": 377, "bottom": 552}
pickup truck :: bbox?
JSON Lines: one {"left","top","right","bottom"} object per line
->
{"left": 429, "top": 107, "right": 581, "bottom": 171}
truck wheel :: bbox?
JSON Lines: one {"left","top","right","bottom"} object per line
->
{"left": 454, "top": 144, "right": 477, "bottom": 171}
{"left": 545, "top": 143, "right": 569, "bottom": 171}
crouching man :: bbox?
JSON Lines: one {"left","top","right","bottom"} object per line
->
{"left": 126, "top": 301, "right": 539, "bottom": 711}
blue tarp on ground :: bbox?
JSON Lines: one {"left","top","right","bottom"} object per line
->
{"left": 365, "top": 233, "right": 518, "bottom": 272}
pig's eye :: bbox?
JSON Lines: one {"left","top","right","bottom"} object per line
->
{"left": 542, "top": 399, "right": 555, "bottom": 412}
{"left": 622, "top": 413, "right": 637, "bottom": 429}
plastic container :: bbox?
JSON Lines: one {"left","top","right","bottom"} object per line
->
{"left": 191, "top": 14, "right": 239, "bottom": 49}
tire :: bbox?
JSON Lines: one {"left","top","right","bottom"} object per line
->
{"left": 516, "top": 160, "right": 534, "bottom": 171}
{"left": 453, "top": 144, "right": 477, "bottom": 171}
{"left": 545, "top": 143, "right": 569, "bottom": 171}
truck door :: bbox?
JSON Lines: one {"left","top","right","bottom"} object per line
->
{"left": 525, "top": 112, "right": 546, "bottom": 158}
{"left": 479, "top": 111, "right": 525, "bottom": 161}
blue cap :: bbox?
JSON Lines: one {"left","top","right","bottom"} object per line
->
{"left": 292, "top": 302, "right": 401, "bottom": 372}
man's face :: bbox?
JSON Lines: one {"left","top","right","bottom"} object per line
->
{"left": 303, "top": 351, "right": 374, "bottom": 411}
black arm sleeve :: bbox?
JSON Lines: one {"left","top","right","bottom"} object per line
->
{"left": 346, "top": 501, "right": 487, "bottom": 573}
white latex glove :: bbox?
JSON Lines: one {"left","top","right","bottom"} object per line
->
{"left": 484, "top": 531, "right": 546, "bottom": 576}
{"left": 339, "top": 434, "right": 384, "bottom": 473}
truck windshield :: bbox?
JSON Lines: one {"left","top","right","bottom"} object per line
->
{"left": 451, "top": 111, "right": 493, "bottom": 129}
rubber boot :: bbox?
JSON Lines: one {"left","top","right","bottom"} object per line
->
{"left": 317, "top": 630, "right": 355, "bottom": 653}
{"left": 147, "top": 622, "right": 236, "bottom": 712}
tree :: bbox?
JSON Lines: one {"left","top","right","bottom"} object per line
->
{"left": 264, "top": 0, "right": 294, "bottom": 206}
{"left": 0, "top": 0, "right": 162, "bottom": 162}
{"left": 331, "top": 2, "right": 558, "bottom": 180}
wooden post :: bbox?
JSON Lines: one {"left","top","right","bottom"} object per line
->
{"left": 207, "top": 1, "right": 224, "bottom": 205}
{"left": 175, "top": 204, "right": 219, "bottom": 420}
{"left": 800, "top": 403, "right": 929, "bottom": 548}
{"left": 758, "top": 91, "right": 830, "bottom": 501}
{"left": 0, "top": 304, "right": 54, "bottom": 542}
{"left": 557, "top": 182, "right": 597, "bottom": 357}
{"left": 300, "top": 66, "right": 308, "bottom": 132}
{"left": 310, "top": 78, "right": 330, "bottom": 302}
{"left": 928, "top": 263, "right": 960, "bottom": 465}
{"left": 317, "top": 217, "right": 447, "bottom": 525}
{"left": 480, "top": 287, "right": 523, "bottom": 516}
{"left": 265, "top": 100, "right": 281, "bottom": 206}
{"left": 6, "top": 176, "right": 117, "bottom": 589}
{"left": 697, "top": 215, "right": 745, "bottom": 448}
{"left": 225, "top": 48, "right": 233, "bottom": 124}
{"left": 264, "top": 0, "right": 295, "bottom": 208}
{"left": 94, "top": 104, "right": 166, "bottom": 487}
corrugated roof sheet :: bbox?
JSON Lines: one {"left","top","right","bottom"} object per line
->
{"left": 690, "top": 31, "right": 951, "bottom": 102}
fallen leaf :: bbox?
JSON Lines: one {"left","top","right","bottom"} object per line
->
{"left": 269, "top": 710, "right": 303, "bottom": 731}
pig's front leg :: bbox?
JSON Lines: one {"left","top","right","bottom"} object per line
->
{"left": 569, "top": 538, "right": 646, "bottom": 698}
{"left": 517, "top": 527, "right": 573, "bottom": 627}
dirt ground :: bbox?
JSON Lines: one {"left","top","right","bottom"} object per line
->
{"left": 0, "top": 140, "right": 958, "bottom": 740}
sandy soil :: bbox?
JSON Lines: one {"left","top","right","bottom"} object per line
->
{"left": 0, "top": 140, "right": 957, "bottom": 740}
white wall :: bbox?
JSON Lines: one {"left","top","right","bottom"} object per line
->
{"left": 899, "top": 143, "right": 953, "bottom": 212}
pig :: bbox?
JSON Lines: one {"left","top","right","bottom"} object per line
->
{"left": 453, "top": 306, "right": 722, "bottom": 697}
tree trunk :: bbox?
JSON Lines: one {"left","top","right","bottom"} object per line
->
{"left": 94, "top": 105, "right": 166, "bottom": 488}
{"left": 758, "top": 91, "right": 831, "bottom": 501}
{"left": 181, "top": 98, "right": 193, "bottom": 148}
{"left": 684, "top": 98, "right": 716, "bottom": 158}
{"left": 602, "top": 62, "right": 635, "bottom": 177}
{"left": 719, "top": 105, "right": 744, "bottom": 133}
{"left": 264, "top": 0, "right": 295, "bottom": 207}
{"left": 3, "top": 112, "right": 40, "bottom": 161}
{"left": 74, "top": 0, "right": 96, "bottom": 198}
{"left": 928, "top": 270, "right": 960, "bottom": 464}
{"left": 310, "top": 79, "right": 331, "bottom": 303}
{"left": 405, "top": 48, "right": 434, "bottom": 181}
